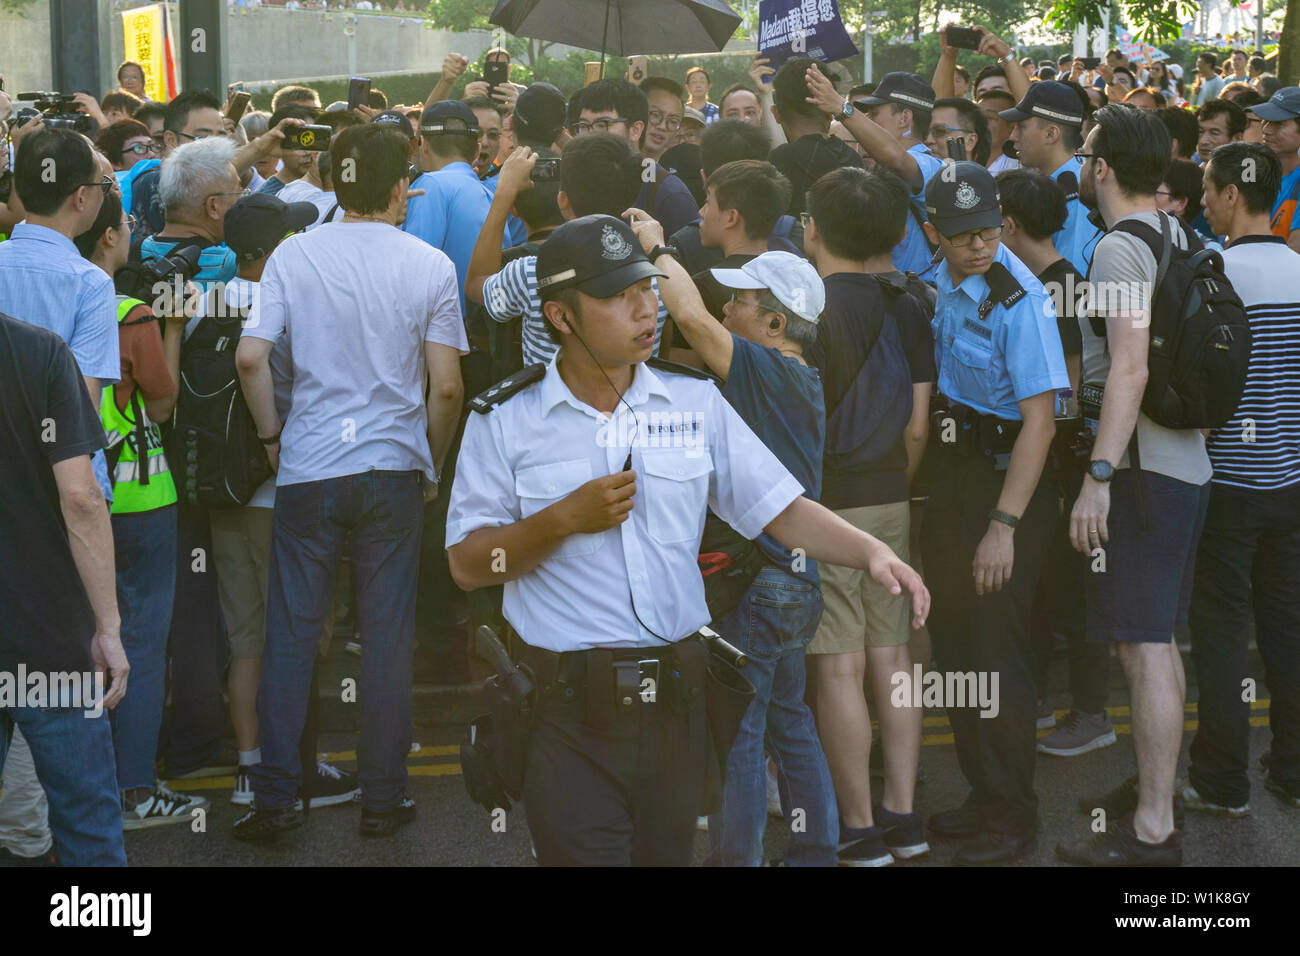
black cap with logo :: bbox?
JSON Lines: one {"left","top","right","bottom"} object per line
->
{"left": 372, "top": 109, "right": 414, "bottom": 139}
{"left": 420, "top": 100, "right": 479, "bottom": 136}
{"left": 999, "top": 80, "right": 1084, "bottom": 126}
{"left": 536, "top": 215, "right": 666, "bottom": 301}
{"left": 924, "top": 161, "right": 1002, "bottom": 238}
{"left": 224, "top": 193, "right": 319, "bottom": 262}
{"left": 855, "top": 72, "right": 936, "bottom": 112}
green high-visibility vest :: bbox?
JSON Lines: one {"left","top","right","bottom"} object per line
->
{"left": 101, "top": 296, "right": 177, "bottom": 515}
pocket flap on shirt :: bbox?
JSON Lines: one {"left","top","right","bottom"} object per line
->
{"left": 951, "top": 336, "right": 993, "bottom": 370}
{"left": 639, "top": 449, "right": 712, "bottom": 481}
{"left": 515, "top": 459, "right": 593, "bottom": 500}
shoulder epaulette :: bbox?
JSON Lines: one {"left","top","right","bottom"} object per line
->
{"left": 1056, "top": 169, "right": 1080, "bottom": 202}
{"left": 469, "top": 363, "right": 546, "bottom": 414}
{"left": 977, "top": 261, "right": 1027, "bottom": 320}
{"left": 646, "top": 356, "right": 721, "bottom": 385}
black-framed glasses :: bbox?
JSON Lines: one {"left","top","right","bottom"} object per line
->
{"left": 1074, "top": 151, "right": 1100, "bottom": 162}
{"left": 122, "top": 141, "right": 159, "bottom": 158}
{"left": 570, "top": 117, "right": 629, "bottom": 135}
{"left": 648, "top": 109, "right": 683, "bottom": 131}
{"left": 79, "top": 175, "right": 115, "bottom": 195}
{"left": 172, "top": 129, "right": 218, "bottom": 142}
{"left": 948, "top": 224, "right": 1003, "bottom": 247}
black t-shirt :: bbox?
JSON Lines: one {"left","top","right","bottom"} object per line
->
{"left": 1036, "top": 258, "right": 1085, "bottom": 358}
{"left": 668, "top": 223, "right": 723, "bottom": 279}
{"left": 805, "top": 274, "right": 937, "bottom": 510}
{"left": 0, "top": 313, "right": 107, "bottom": 675}
{"left": 769, "top": 133, "right": 864, "bottom": 217}
{"left": 693, "top": 252, "right": 757, "bottom": 321}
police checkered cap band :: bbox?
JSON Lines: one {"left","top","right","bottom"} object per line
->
{"left": 890, "top": 90, "right": 934, "bottom": 111}
{"left": 536, "top": 268, "right": 577, "bottom": 289}
{"left": 1031, "top": 103, "right": 1082, "bottom": 125}
{"left": 421, "top": 118, "right": 475, "bottom": 134}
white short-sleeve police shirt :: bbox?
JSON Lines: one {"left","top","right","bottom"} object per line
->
{"left": 446, "top": 358, "right": 804, "bottom": 651}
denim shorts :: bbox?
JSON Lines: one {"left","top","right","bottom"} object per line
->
{"left": 1085, "top": 469, "right": 1211, "bottom": 644}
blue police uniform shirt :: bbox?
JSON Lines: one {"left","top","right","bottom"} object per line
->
{"left": 891, "top": 143, "right": 945, "bottom": 276}
{"left": 403, "top": 162, "right": 494, "bottom": 316}
{"left": 481, "top": 173, "right": 529, "bottom": 248}
{"left": 1051, "top": 157, "right": 1103, "bottom": 275}
{"left": 932, "top": 242, "right": 1069, "bottom": 420}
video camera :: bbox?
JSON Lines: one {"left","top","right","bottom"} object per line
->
{"left": 13, "top": 92, "right": 95, "bottom": 134}
{"left": 113, "top": 244, "right": 205, "bottom": 309}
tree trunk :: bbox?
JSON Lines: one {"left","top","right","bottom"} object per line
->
{"left": 913, "top": 0, "right": 922, "bottom": 43}
{"left": 1280, "top": 0, "right": 1300, "bottom": 84}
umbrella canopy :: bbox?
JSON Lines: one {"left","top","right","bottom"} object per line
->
{"left": 489, "top": 0, "right": 742, "bottom": 58}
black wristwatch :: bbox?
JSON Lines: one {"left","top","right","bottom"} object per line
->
{"left": 259, "top": 431, "right": 282, "bottom": 446}
{"left": 648, "top": 244, "right": 680, "bottom": 263}
{"left": 1088, "top": 459, "right": 1116, "bottom": 482}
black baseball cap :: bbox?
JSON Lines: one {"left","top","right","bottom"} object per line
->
{"left": 1247, "top": 86, "right": 1300, "bottom": 121}
{"left": 514, "top": 82, "right": 567, "bottom": 143}
{"left": 536, "top": 215, "right": 665, "bottom": 301}
{"left": 924, "top": 161, "right": 1002, "bottom": 238}
{"left": 420, "top": 100, "right": 479, "bottom": 136}
{"left": 223, "top": 193, "right": 318, "bottom": 262}
{"left": 372, "top": 109, "right": 414, "bottom": 138}
{"left": 999, "top": 80, "right": 1084, "bottom": 125}
{"left": 855, "top": 72, "right": 935, "bottom": 113}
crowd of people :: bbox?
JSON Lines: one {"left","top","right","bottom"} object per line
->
{"left": 0, "top": 24, "right": 1296, "bottom": 868}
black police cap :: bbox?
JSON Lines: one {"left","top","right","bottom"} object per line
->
{"left": 999, "top": 80, "right": 1084, "bottom": 126}
{"left": 924, "top": 161, "right": 1002, "bottom": 238}
{"left": 536, "top": 215, "right": 665, "bottom": 301}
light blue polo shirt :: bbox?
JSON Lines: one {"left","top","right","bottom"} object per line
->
{"left": 1050, "top": 157, "right": 1103, "bottom": 275}
{"left": 932, "top": 242, "right": 1069, "bottom": 420}
{"left": 892, "top": 143, "right": 945, "bottom": 276}
{"left": 403, "top": 161, "right": 494, "bottom": 316}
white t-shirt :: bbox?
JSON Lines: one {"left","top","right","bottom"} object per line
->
{"left": 243, "top": 221, "right": 469, "bottom": 486}
{"left": 276, "top": 178, "right": 339, "bottom": 229}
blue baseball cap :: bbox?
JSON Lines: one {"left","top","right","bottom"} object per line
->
{"left": 1247, "top": 86, "right": 1300, "bottom": 121}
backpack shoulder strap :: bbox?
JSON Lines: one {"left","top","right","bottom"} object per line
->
{"left": 468, "top": 363, "right": 547, "bottom": 414}
{"left": 977, "top": 261, "right": 1027, "bottom": 321}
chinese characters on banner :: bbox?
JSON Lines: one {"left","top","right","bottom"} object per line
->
{"left": 121, "top": 3, "right": 179, "bottom": 101}
{"left": 758, "top": 0, "right": 860, "bottom": 70}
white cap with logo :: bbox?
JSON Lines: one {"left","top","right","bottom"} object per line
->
{"left": 710, "top": 251, "right": 825, "bottom": 324}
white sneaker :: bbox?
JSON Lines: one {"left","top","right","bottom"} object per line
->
{"left": 767, "top": 766, "right": 784, "bottom": 818}
{"left": 696, "top": 815, "right": 710, "bottom": 831}
{"left": 123, "top": 784, "right": 209, "bottom": 831}
{"left": 231, "top": 765, "right": 254, "bottom": 805}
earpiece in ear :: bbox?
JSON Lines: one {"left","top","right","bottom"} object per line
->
{"left": 769, "top": 317, "right": 781, "bottom": 330}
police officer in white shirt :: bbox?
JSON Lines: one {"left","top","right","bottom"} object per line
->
{"left": 446, "top": 214, "right": 931, "bottom": 866}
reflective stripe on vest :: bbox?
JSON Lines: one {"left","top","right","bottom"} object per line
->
{"left": 102, "top": 296, "right": 177, "bottom": 514}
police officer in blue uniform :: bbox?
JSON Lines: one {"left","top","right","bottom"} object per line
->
{"left": 1000, "top": 81, "right": 1103, "bottom": 275}
{"left": 918, "top": 162, "right": 1070, "bottom": 864}
{"left": 445, "top": 214, "right": 930, "bottom": 866}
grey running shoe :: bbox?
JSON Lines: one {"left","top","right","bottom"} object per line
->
{"left": 1180, "top": 783, "right": 1250, "bottom": 817}
{"left": 1037, "top": 709, "right": 1117, "bottom": 756}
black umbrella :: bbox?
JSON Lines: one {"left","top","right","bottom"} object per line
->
{"left": 489, "top": 0, "right": 742, "bottom": 78}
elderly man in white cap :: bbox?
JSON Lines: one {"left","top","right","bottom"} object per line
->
{"left": 626, "top": 206, "right": 844, "bottom": 867}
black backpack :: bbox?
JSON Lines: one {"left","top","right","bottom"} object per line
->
{"left": 166, "top": 288, "right": 272, "bottom": 508}
{"left": 1101, "top": 212, "right": 1251, "bottom": 429}
{"left": 822, "top": 277, "right": 915, "bottom": 473}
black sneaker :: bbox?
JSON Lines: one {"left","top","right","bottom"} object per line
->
{"left": 875, "top": 805, "right": 930, "bottom": 859}
{"left": 359, "top": 797, "right": 416, "bottom": 838}
{"left": 1055, "top": 816, "right": 1182, "bottom": 866}
{"left": 1077, "top": 774, "right": 1184, "bottom": 829}
{"left": 301, "top": 758, "right": 360, "bottom": 809}
{"left": 836, "top": 823, "right": 894, "bottom": 867}
{"left": 929, "top": 800, "right": 983, "bottom": 838}
{"left": 232, "top": 805, "right": 303, "bottom": 844}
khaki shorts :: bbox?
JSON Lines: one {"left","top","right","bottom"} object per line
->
{"left": 209, "top": 505, "right": 274, "bottom": 659}
{"left": 808, "top": 500, "right": 912, "bottom": 654}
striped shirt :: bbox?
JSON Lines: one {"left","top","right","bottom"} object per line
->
{"left": 481, "top": 255, "right": 667, "bottom": 368}
{"left": 1207, "top": 236, "right": 1300, "bottom": 491}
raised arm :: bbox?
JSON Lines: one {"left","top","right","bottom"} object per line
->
{"left": 805, "top": 63, "right": 919, "bottom": 189}
{"left": 466, "top": 146, "right": 536, "bottom": 306}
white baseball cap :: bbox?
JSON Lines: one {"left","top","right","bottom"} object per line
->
{"left": 710, "top": 251, "right": 825, "bottom": 324}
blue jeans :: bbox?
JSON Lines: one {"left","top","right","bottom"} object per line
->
{"left": 111, "top": 505, "right": 177, "bottom": 792}
{"left": 706, "top": 568, "right": 838, "bottom": 867}
{"left": 252, "top": 471, "right": 423, "bottom": 812}
{"left": 0, "top": 707, "right": 126, "bottom": 865}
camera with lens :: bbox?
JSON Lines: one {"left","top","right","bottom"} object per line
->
{"left": 114, "top": 244, "right": 205, "bottom": 311}
{"left": 15, "top": 92, "right": 95, "bottom": 134}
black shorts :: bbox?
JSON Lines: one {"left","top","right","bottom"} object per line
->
{"left": 1085, "top": 469, "right": 1210, "bottom": 644}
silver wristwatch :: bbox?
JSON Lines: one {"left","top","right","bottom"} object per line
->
{"left": 834, "top": 98, "right": 855, "bottom": 122}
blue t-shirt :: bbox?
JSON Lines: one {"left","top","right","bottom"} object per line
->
{"left": 721, "top": 334, "right": 825, "bottom": 583}
{"left": 1271, "top": 165, "right": 1300, "bottom": 235}
{"left": 403, "top": 162, "right": 494, "bottom": 317}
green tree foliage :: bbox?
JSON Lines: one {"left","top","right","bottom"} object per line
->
{"left": 1045, "top": 0, "right": 1199, "bottom": 44}
{"left": 423, "top": 0, "right": 557, "bottom": 66}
